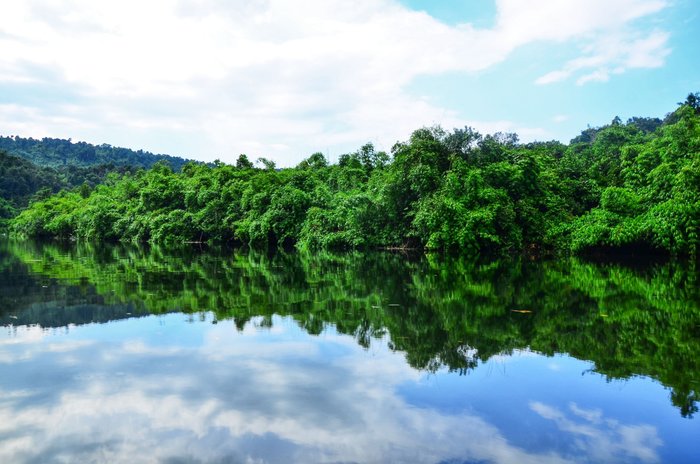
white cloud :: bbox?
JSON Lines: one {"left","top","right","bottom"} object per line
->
{"left": 535, "top": 29, "right": 670, "bottom": 86}
{"left": 494, "top": 0, "right": 667, "bottom": 44}
{"left": 577, "top": 69, "right": 612, "bottom": 85}
{"left": 0, "top": 0, "right": 671, "bottom": 165}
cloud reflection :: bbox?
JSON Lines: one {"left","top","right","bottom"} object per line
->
{"left": 530, "top": 401, "right": 662, "bottom": 463}
{"left": 0, "top": 316, "right": 660, "bottom": 464}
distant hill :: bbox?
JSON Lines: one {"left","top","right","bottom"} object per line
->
{"left": 1, "top": 151, "right": 64, "bottom": 224}
{"left": 0, "top": 135, "right": 192, "bottom": 171}
{"left": 0, "top": 150, "right": 141, "bottom": 228}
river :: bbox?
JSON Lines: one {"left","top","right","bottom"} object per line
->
{"left": 1, "top": 239, "right": 698, "bottom": 463}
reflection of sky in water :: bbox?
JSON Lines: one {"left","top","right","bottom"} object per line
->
{"left": 0, "top": 314, "right": 697, "bottom": 464}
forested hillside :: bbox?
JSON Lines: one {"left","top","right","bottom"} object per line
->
{"left": 9, "top": 95, "right": 700, "bottom": 258}
{"left": 0, "top": 151, "right": 63, "bottom": 207}
{"left": 0, "top": 135, "right": 190, "bottom": 171}
{"left": 0, "top": 134, "right": 198, "bottom": 229}
{"left": 0, "top": 151, "right": 140, "bottom": 229}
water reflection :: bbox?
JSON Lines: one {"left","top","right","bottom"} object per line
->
{"left": 0, "top": 239, "right": 699, "bottom": 463}
{"left": 1, "top": 240, "right": 698, "bottom": 418}
{"left": 530, "top": 402, "right": 662, "bottom": 463}
{"left": 0, "top": 316, "right": 669, "bottom": 464}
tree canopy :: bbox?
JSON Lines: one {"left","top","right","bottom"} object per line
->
{"left": 7, "top": 95, "right": 700, "bottom": 258}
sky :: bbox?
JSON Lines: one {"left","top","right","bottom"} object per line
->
{"left": 1, "top": 0, "right": 699, "bottom": 167}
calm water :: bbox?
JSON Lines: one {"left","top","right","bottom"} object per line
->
{"left": 0, "top": 240, "right": 698, "bottom": 464}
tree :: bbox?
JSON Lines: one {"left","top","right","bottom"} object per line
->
{"left": 297, "top": 152, "right": 328, "bottom": 170}
{"left": 256, "top": 157, "right": 276, "bottom": 171}
{"left": 235, "top": 154, "right": 254, "bottom": 169}
{"left": 680, "top": 92, "right": 700, "bottom": 112}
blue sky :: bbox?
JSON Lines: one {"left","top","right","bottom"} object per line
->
{"left": 401, "top": 0, "right": 700, "bottom": 143}
{"left": 1, "top": 0, "right": 698, "bottom": 166}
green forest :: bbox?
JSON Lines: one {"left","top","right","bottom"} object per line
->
{"left": 0, "top": 151, "right": 146, "bottom": 229}
{"left": 5, "top": 95, "right": 700, "bottom": 257}
{"left": 0, "top": 135, "right": 196, "bottom": 229}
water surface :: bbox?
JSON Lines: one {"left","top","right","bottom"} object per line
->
{"left": 1, "top": 240, "right": 698, "bottom": 463}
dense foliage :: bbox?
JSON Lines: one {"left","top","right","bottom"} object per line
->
{"left": 0, "top": 151, "right": 62, "bottom": 227}
{"left": 9, "top": 96, "right": 700, "bottom": 257}
{"left": 2, "top": 239, "right": 698, "bottom": 416}
{"left": 0, "top": 150, "right": 140, "bottom": 230}
{"left": 0, "top": 135, "right": 191, "bottom": 170}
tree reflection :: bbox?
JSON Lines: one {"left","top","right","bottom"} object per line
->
{"left": 1, "top": 239, "right": 698, "bottom": 417}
